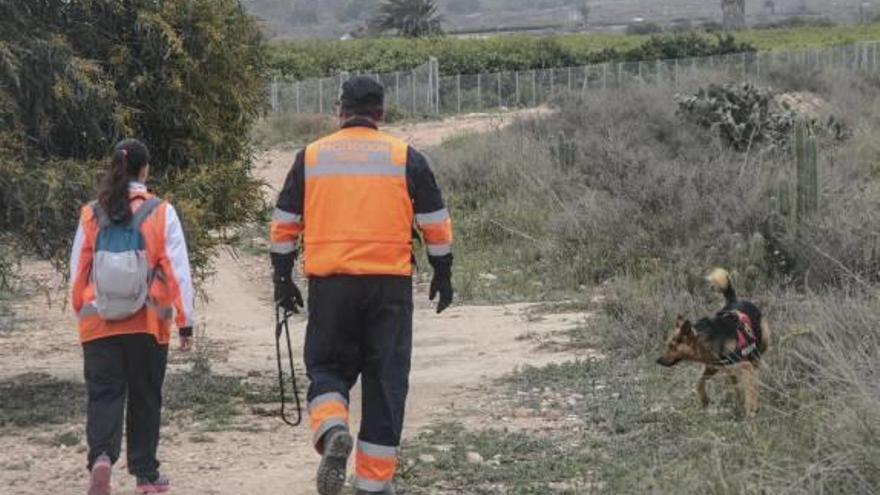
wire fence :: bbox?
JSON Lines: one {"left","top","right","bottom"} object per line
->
{"left": 269, "top": 58, "right": 440, "bottom": 116}
{"left": 269, "top": 41, "right": 880, "bottom": 118}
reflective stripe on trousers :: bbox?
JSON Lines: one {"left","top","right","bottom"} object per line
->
{"left": 309, "top": 392, "right": 350, "bottom": 447}
{"left": 354, "top": 440, "right": 397, "bottom": 491}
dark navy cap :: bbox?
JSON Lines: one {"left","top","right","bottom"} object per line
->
{"left": 340, "top": 76, "right": 385, "bottom": 110}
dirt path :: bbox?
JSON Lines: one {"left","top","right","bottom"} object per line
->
{"left": 0, "top": 110, "right": 584, "bottom": 495}
{"left": 257, "top": 108, "right": 552, "bottom": 190}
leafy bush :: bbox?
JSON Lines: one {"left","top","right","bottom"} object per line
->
{"left": 676, "top": 82, "right": 795, "bottom": 151}
{"left": 0, "top": 0, "right": 268, "bottom": 279}
{"left": 267, "top": 22, "right": 880, "bottom": 80}
{"left": 269, "top": 31, "right": 756, "bottom": 79}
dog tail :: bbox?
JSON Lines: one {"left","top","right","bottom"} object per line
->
{"left": 708, "top": 268, "right": 737, "bottom": 305}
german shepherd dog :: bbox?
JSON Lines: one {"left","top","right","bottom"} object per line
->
{"left": 656, "top": 269, "right": 770, "bottom": 418}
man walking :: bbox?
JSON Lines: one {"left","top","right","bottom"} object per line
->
{"left": 270, "top": 76, "right": 454, "bottom": 495}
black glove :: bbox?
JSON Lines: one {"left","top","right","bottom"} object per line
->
{"left": 271, "top": 252, "right": 304, "bottom": 314}
{"left": 429, "top": 254, "right": 454, "bottom": 314}
{"left": 274, "top": 275, "right": 304, "bottom": 314}
{"left": 179, "top": 327, "right": 193, "bottom": 338}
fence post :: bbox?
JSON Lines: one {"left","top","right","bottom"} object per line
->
{"left": 457, "top": 74, "right": 461, "bottom": 113}
{"left": 617, "top": 62, "right": 622, "bottom": 88}
{"left": 582, "top": 66, "right": 589, "bottom": 92}
{"left": 395, "top": 72, "right": 400, "bottom": 109}
{"left": 498, "top": 72, "right": 503, "bottom": 109}
{"left": 550, "top": 69, "right": 554, "bottom": 94}
{"left": 318, "top": 79, "right": 323, "bottom": 114}
{"left": 602, "top": 63, "right": 607, "bottom": 90}
{"left": 871, "top": 43, "right": 877, "bottom": 72}
{"left": 270, "top": 76, "right": 278, "bottom": 113}
{"left": 756, "top": 52, "right": 761, "bottom": 80}
{"left": 673, "top": 58, "right": 679, "bottom": 87}
{"left": 477, "top": 73, "right": 482, "bottom": 111}
{"left": 515, "top": 71, "right": 520, "bottom": 107}
{"left": 426, "top": 62, "right": 433, "bottom": 112}
{"left": 411, "top": 70, "right": 416, "bottom": 116}
{"left": 568, "top": 66, "right": 572, "bottom": 90}
{"left": 435, "top": 59, "right": 441, "bottom": 114}
{"left": 532, "top": 70, "right": 537, "bottom": 106}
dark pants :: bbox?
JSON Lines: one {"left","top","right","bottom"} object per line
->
{"left": 83, "top": 333, "right": 168, "bottom": 478}
{"left": 305, "top": 275, "right": 413, "bottom": 449}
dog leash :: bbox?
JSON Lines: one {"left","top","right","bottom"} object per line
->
{"left": 275, "top": 304, "right": 303, "bottom": 427}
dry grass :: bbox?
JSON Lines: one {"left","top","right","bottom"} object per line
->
{"left": 411, "top": 66, "right": 880, "bottom": 493}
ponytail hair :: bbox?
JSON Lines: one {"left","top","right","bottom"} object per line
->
{"left": 98, "top": 139, "right": 150, "bottom": 224}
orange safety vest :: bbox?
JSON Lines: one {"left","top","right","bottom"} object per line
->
{"left": 302, "top": 126, "right": 414, "bottom": 277}
{"left": 71, "top": 193, "right": 180, "bottom": 345}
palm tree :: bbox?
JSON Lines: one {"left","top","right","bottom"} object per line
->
{"left": 370, "top": 0, "right": 443, "bottom": 38}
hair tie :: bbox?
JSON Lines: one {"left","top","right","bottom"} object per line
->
{"left": 121, "top": 149, "right": 128, "bottom": 157}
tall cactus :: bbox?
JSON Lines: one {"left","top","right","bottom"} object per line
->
{"left": 793, "top": 120, "right": 819, "bottom": 223}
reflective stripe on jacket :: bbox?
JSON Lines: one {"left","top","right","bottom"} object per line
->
{"left": 270, "top": 120, "right": 454, "bottom": 277}
{"left": 70, "top": 183, "right": 195, "bottom": 344}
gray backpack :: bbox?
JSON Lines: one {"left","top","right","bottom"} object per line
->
{"left": 91, "top": 198, "right": 162, "bottom": 321}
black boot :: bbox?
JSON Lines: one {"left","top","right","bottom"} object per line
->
{"left": 317, "top": 427, "right": 353, "bottom": 495}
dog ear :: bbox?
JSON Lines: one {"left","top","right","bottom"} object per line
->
{"left": 681, "top": 319, "right": 695, "bottom": 337}
{"left": 675, "top": 314, "right": 685, "bottom": 328}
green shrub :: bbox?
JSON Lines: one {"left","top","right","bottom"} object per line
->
{"left": 0, "top": 0, "right": 268, "bottom": 279}
{"left": 268, "top": 31, "right": 756, "bottom": 79}
{"left": 676, "top": 82, "right": 796, "bottom": 152}
{"left": 266, "top": 22, "right": 880, "bottom": 80}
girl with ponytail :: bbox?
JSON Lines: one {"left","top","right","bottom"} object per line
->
{"left": 70, "top": 139, "right": 196, "bottom": 495}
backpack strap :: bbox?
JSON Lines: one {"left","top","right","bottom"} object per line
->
{"left": 90, "top": 201, "right": 112, "bottom": 230}
{"left": 130, "top": 197, "right": 163, "bottom": 229}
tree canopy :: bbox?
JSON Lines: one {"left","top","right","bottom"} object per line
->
{"left": 371, "top": 0, "right": 444, "bottom": 38}
{"left": 0, "top": 0, "right": 268, "bottom": 285}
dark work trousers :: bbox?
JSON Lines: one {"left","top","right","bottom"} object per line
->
{"left": 305, "top": 275, "right": 413, "bottom": 449}
{"left": 83, "top": 333, "right": 168, "bottom": 478}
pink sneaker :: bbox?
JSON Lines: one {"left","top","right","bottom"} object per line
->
{"left": 87, "top": 455, "right": 112, "bottom": 495}
{"left": 135, "top": 474, "right": 170, "bottom": 494}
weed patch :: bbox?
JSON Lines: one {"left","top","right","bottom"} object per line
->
{"left": 0, "top": 373, "right": 85, "bottom": 428}
{"left": 399, "top": 423, "right": 597, "bottom": 494}
{"left": 400, "top": 69, "right": 880, "bottom": 494}
{"left": 164, "top": 352, "right": 288, "bottom": 430}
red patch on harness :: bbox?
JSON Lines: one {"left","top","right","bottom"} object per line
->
{"left": 722, "top": 311, "right": 759, "bottom": 364}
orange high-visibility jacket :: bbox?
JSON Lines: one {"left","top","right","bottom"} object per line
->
{"left": 70, "top": 183, "right": 195, "bottom": 345}
{"left": 271, "top": 121, "right": 453, "bottom": 277}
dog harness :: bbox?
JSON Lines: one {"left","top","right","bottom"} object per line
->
{"left": 720, "top": 311, "right": 760, "bottom": 365}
